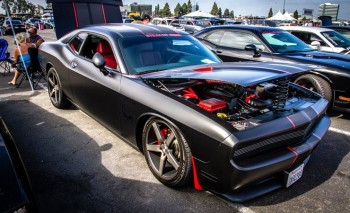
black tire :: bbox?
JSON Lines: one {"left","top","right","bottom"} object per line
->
{"left": 142, "top": 117, "right": 192, "bottom": 188}
{"left": 294, "top": 74, "right": 333, "bottom": 102}
{"left": 47, "top": 67, "right": 69, "bottom": 109}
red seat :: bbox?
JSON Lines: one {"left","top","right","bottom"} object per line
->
{"left": 96, "top": 40, "right": 117, "bottom": 69}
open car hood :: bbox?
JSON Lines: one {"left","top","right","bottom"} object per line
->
{"left": 140, "top": 62, "right": 316, "bottom": 86}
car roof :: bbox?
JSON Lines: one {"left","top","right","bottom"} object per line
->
{"left": 199, "top": 25, "right": 284, "bottom": 33}
{"left": 279, "top": 26, "right": 335, "bottom": 33}
{"left": 60, "top": 23, "right": 188, "bottom": 41}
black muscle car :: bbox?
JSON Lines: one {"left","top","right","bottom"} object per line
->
{"left": 194, "top": 25, "right": 350, "bottom": 112}
{"left": 39, "top": 24, "right": 330, "bottom": 202}
{"left": 0, "top": 117, "right": 35, "bottom": 212}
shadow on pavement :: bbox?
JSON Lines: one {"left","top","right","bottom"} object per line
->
{"left": 0, "top": 96, "right": 237, "bottom": 213}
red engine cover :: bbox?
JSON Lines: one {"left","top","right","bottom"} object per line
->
{"left": 198, "top": 98, "right": 226, "bottom": 112}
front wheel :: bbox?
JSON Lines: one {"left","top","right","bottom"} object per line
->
{"left": 47, "top": 67, "right": 69, "bottom": 109}
{"left": 294, "top": 74, "right": 333, "bottom": 102}
{"left": 142, "top": 117, "right": 192, "bottom": 188}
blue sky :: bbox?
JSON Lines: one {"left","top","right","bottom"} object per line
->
{"left": 2, "top": 0, "right": 350, "bottom": 20}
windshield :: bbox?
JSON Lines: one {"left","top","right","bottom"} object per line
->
{"left": 261, "top": 30, "right": 313, "bottom": 53}
{"left": 5, "top": 20, "right": 21, "bottom": 25}
{"left": 321, "top": 30, "right": 350, "bottom": 47}
{"left": 120, "top": 35, "right": 221, "bottom": 74}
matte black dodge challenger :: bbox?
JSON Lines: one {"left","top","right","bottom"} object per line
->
{"left": 39, "top": 24, "right": 331, "bottom": 202}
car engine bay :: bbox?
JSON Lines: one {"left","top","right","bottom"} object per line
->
{"left": 146, "top": 77, "right": 321, "bottom": 131}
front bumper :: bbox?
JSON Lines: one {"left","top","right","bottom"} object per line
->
{"left": 194, "top": 98, "right": 331, "bottom": 202}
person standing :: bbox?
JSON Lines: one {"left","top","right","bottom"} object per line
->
{"left": 26, "top": 27, "right": 45, "bottom": 48}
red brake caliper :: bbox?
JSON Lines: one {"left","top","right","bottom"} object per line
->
{"left": 158, "top": 128, "right": 168, "bottom": 145}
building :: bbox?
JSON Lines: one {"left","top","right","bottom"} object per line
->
{"left": 120, "top": 3, "right": 152, "bottom": 18}
{"left": 319, "top": 3, "right": 339, "bottom": 21}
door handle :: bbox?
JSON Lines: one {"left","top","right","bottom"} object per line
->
{"left": 216, "top": 50, "right": 222, "bottom": 54}
{"left": 71, "top": 62, "right": 77, "bottom": 68}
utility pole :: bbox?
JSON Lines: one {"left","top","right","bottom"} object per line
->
{"left": 283, "top": 0, "right": 286, "bottom": 13}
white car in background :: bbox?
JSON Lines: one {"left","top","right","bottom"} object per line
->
{"left": 280, "top": 26, "right": 350, "bottom": 55}
{"left": 150, "top": 18, "right": 185, "bottom": 31}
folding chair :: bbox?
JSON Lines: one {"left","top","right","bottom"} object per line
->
{"left": 0, "top": 38, "right": 11, "bottom": 75}
{"left": 16, "top": 48, "right": 44, "bottom": 89}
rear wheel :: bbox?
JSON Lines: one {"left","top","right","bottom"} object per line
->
{"left": 295, "top": 74, "right": 332, "bottom": 102}
{"left": 142, "top": 117, "right": 192, "bottom": 188}
{"left": 47, "top": 67, "right": 69, "bottom": 108}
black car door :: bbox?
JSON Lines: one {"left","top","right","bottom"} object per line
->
{"left": 67, "top": 33, "right": 123, "bottom": 134}
{"left": 216, "top": 30, "right": 273, "bottom": 62}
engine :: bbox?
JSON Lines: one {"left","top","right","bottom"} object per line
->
{"left": 146, "top": 77, "right": 313, "bottom": 131}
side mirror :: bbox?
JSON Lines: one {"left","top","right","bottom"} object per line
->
{"left": 245, "top": 44, "right": 261, "bottom": 58}
{"left": 92, "top": 52, "right": 109, "bottom": 76}
{"left": 311, "top": 41, "right": 321, "bottom": 50}
{"left": 92, "top": 52, "right": 105, "bottom": 68}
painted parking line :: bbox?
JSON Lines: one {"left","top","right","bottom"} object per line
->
{"left": 328, "top": 127, "right": 350, "bottom": 137}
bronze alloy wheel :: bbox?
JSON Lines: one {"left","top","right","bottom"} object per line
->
{"left": 47, "top": 67, "right": 69, "bottom": 109}
{"left": 142, "top": 117, "right": 192, "bottom": 187}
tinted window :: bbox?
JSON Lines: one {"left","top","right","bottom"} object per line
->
{"left": 219, "top": 31, "right": 266, "bottom": 51}
{"left": 291, "top": 32, "right": 327, "bottom": 46}
{"left": 68, "top": 33, "right": 88, "bottom": 54}
{"left": 120, "top": 35, "right": 221, "bottom": 74}
{"left": 321, "top": 31, "right": 350, "bottom": 47}
{"left": 262, "top": 31, "right": 313, "bottom": 53}
{"left": 204, "top": 30, "right": 224, "bottom": 45}
{"left": 5, "top": 20, "right": 21, "bottom": 25}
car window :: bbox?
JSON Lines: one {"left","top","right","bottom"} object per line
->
{"left": 219, "top": 31, "right": 266, "bottom": 51}
{"left": 204, "top": 30, "right": 224, "bottom": 45}
{"left": 79, "top": 35, "right": 117, "bottom": 69}
{"left": 68, "top": 33, "right": 88, "bottom": 54}
{"left": 120, "top": 35, "right": 220, "bottom": 74}
{"left": 310, "top": 34, "right": 327, "bottom": 46}
{"left": 321, "top": 31, "right": 350, "bottom": 47}
{"left": 262, "top": 31, "right": 313, "bottom": 53}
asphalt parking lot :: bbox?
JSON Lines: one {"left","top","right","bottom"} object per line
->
{"left": 0, "top": 29, "right": 349, "bottom": 213}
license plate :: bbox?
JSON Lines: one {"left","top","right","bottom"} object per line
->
{"left": 284, "top": 163, "right": 304, "bottom": 188}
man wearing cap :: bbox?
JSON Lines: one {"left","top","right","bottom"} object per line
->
{"left": 142, "top": 14, "right": 151, "bottom": 24}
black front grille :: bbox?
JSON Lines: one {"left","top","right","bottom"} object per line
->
{"left": 233, "top": 124, "right": 312, "bottom": 161}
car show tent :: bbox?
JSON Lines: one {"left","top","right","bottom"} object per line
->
{"left": 183, "top": 11, "right": 215, "bottom": 18}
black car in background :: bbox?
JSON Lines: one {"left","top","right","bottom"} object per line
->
{"left": 0, "top": 117, "right": 35, "bottom": 212}
{"left": 194, "top": 25, "right": 350, "bottom": 112}
{"left": 1, "top": 19, "right": 26, "bottom": 35}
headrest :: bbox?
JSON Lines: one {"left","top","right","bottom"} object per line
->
{"left": 96, "top": 40, "right": 112, "bottom": 55}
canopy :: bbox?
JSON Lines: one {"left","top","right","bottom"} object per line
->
{"left": 283, "top": 12, "right": 296, "bottom": 21}
{"left": 183, "top": 11, "right": 215, "bottom": 18}
{"left": 267, "top": 11, "right": 285, "bottom": 20}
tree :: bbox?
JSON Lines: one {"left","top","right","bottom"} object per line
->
{"left": 268, "top": 8, "right": 273, "bottom": 18}
{"left": 229, "top": 10, "right": 234, "bottom": 19}
{"left": 223, "top": 8, "right": 229, "bottom": 18}
{"left": 174, "top": 3, "right": 182, "bottom": 16}
{"left": 27, "top": 2, "right": 36, "bottom": 16}
{"left": 46, "top": 3, "right": 52, "bottom": 9}
{"left": 217, "top": 7, "right": 222, "bottom": 18}
{"left": 293, "top": 10, "right": 299, "bottom": 19}
{"left": 1, "top": 0, "right": 15, "bottom": 16}
{"left": 182, "top": 3, "right": 187, "bottom": 15}
{"left": 161, "top": 3, "right": 172, "bottom": 17}
{"left": 195, "top": 3, "right": 199, "bottom": 11}
{"left": 155, "top": 4, "right": 160, "bottom": 16}
{"left": 210, "top": 2, "right": 218, "bottom": 16}
{"left": 187, "top": 0, "right": 192, "bottom": 13}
